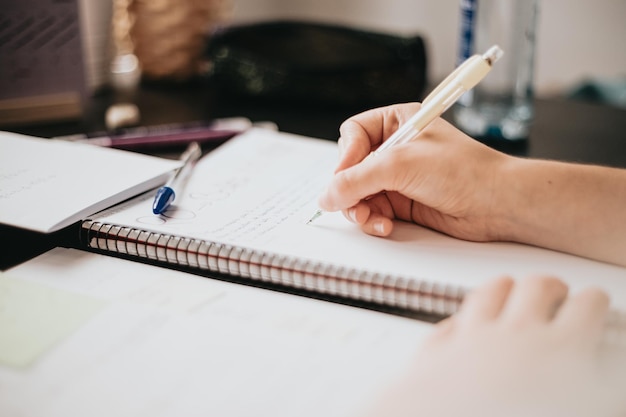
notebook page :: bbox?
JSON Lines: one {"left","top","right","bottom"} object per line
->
{"left": 88, "top": 128, "right": 626, "bottom": 310}
{"left": 0, "top": 131, "right": 181, "bottom": 233}
{"left": 0, "top": 248, "right": 430, "bottom": 417}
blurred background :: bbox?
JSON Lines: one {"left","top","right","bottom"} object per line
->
{"left": 77, "top": 0, "right": 625, "bottom": 95}
{"left": 229, "top": 0, "right": 626, "bottom": 97}
{"left": 1, "top": 0, "right": 625, "bottom": 127}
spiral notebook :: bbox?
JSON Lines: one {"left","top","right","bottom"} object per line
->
{"left": 80, "top": 128, "right": 626, "bottom": 316}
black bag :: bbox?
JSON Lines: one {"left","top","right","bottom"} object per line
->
{"left": 205, "top": 20, "right": 427, "bottom": 108}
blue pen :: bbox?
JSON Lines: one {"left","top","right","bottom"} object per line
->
{"left": 152, "top": 141, "right": 202, "bottom": 215}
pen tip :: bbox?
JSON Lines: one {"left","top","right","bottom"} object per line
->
{"left": 306, "top": 209, "right": 323, "bottom": 225}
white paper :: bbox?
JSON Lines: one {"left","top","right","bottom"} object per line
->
{"left": 0, "top": 131, "right": 181, "bottom": 232}
{"left": 0, "top": 248, "right": 430, "bottom": 417}
{"left": 88, "top": 128, "right": 626, "bottom": 310}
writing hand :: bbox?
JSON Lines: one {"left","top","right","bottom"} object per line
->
{"left": 319, "top": 103, "right": 510, "bottom": 241}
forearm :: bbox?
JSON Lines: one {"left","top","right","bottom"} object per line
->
{"left": 495, "top": 158, "right": 626, "bottom": 266}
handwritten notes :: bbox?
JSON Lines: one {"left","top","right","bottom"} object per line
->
{"left": 0, "top": 131, "right": 180, "bottom": 232}
{"left": 86, "top": 128, "right": 626, "bottom": 303}
{"left": 89, "top": 128, "right": 337, "bottom": 246}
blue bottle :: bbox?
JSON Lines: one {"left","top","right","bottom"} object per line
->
{"left": 453, "top": 0, "right": 540, "bottom": 142}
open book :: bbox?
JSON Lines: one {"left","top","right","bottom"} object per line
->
{"left": 81, "top": 128, "right": 626, "bottom": 315}
{"left": 0, "top": 131, "right": 181, "bottom": 233}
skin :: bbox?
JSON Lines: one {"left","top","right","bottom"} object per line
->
{"left": 318, "top": 103, "right": 626, "bottom": 266}
{"left": 316, "top": 103, "right": 626, "bottom": 415}
{"left": 362, "top": 276, "right": 626, "bottom": 417}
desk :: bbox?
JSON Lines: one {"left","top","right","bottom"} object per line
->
{"left": 9, "top": 81, "right": 626, "bottom": 165}
{"left": 2, "top": 81, "right": 626, "bottom": 272}
{"left": 3, "top": 83, "right": 626, "bottom": 416}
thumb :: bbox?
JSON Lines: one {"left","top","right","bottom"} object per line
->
{"left": 319, "top": 152, "right": 396, "bottom": 212}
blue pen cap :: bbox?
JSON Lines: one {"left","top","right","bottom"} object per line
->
{"left": 152, "top": 187, "right": 175, "bottom": 214}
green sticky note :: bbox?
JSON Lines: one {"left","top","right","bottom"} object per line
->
{"left": 0, "top": 274, "right": 107, "bottom": 368}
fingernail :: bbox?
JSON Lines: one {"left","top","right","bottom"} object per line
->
{"left": 374, "top": 221, "right": 385, "bottom": 235}
{"left": 347, "top": 207, "right": 357, "bottom": 222}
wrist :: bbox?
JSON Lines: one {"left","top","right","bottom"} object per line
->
{"left": 487, "top": 156, "right": 536, "bottom": 243}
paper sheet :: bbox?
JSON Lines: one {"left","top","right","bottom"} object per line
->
{"left": 88, "top": 128, "right": 626, "bottom": 310}
{"left": 0, "top": 275, "right": 106, "bottom": 368}
{"left": 0, "top": 131, "right": 181, "bottom": 232}
{"left": 0, "top": 248, "right": 430, "bottom": 417}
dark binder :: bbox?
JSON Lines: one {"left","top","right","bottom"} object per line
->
{"left": 204, "top": 20, "right": 428, "bottom": 108}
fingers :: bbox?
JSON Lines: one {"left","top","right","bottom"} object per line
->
{"left": 460, "top": 276, "right": 609, "bottom": 338}
{"left": 343, "top": 202, "right": 370, "bottom": 224}
{"left": 323, "top": 117, "right": 488, "bottom": 216}
{"left": 335, "top": 118, "right": 377, "bottom": 173}
{"left": 359, "top": 213, "right": 394, "bottom": 236}
{"left": 423, "top": 316, "right": 456, "bottom": 346}
{"left": 318, "top": 154, "right": 394, "bottom": 212}
{"left": 457, "top": 276, "right": 514, "bottom": 324}
{"left": 553, "top": 287, "right": 610, "bottom": 349}
{"left": 499, "top": 276, "right": 569, "bottom": 323}
{"left": 335, "top": 103, "right": 422, "bottom": 173}
{"left": 342, "top": 202, "right": 394, "bottom": 237}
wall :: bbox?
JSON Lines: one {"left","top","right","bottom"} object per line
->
{"left": 79, "top": 0, "right": 113, "bottom": 91}
{"left": 229, "top": 0, "right": 626, "bottom": 96}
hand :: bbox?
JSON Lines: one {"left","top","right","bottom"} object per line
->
{"left": 318, "top": 103, "right": 513, "bottom": 241}
{"left": 362, "top": 276, "right": 626, "bottom": 417}
{"left": 318, "top": 103, "right": 626, "bottom": 266}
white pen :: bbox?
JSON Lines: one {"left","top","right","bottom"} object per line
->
{"left": 306, "top": 45, "right": 504, "bottom": 225}
{"left": 152, "top": 141, "right": 202, "bottom": 215}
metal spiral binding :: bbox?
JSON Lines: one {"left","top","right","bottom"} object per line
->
{"left": 82, "top": 220, "right": 466, "bottom": 315}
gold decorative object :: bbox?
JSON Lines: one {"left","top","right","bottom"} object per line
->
{"left": 111, "top": 0, "right": 232, "bottom": 81}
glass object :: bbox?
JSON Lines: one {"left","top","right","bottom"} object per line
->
{"left": 453, "top": 0, "right": 539, "bottom": 141}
